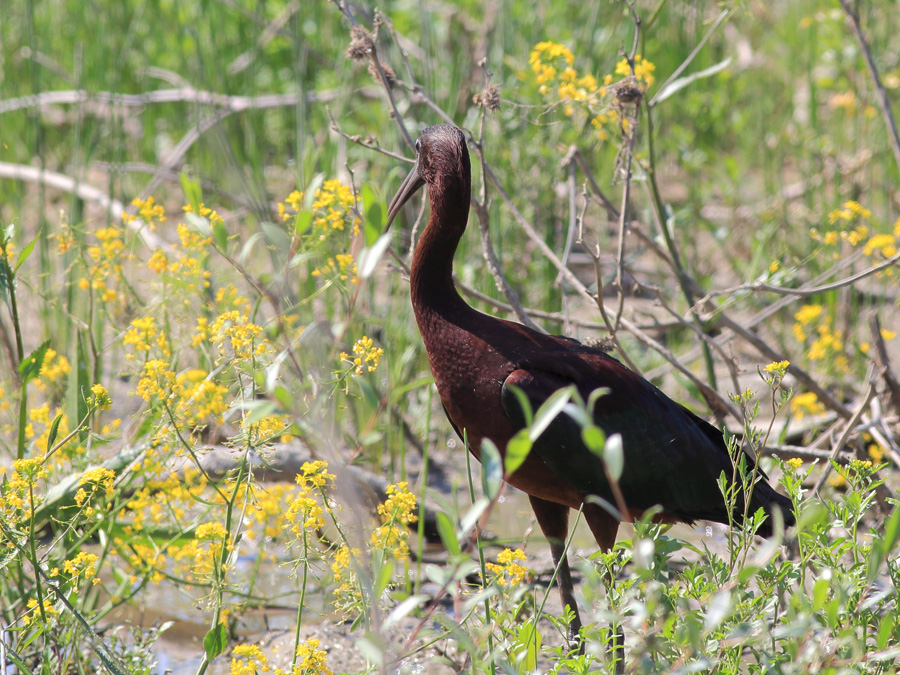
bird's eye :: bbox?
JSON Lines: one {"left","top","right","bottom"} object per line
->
{"left": 415, "top": 139, "right": 420, "bottom": 154}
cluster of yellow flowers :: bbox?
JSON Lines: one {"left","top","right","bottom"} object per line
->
{"left": 0, "top": 458, "right": 48, "bottom": 523}
{"left": 792, "top": 304, "right": 848, "bottom": 372}
{"left": 204, "top": 309, "right": 268, "bottom": 362}
{"left": 812, "top": 201, "right": 900, "bottom": 268}
{"left": 26, "top": 401, "right": 72, "bottom": 456}
{"left": 124, "top": 316, "right": 172, "bottom": 360}
{"left": 241, "top": 413, "right": 294, "bottom": 448}
{"left": 330, "top": 544, "right": 363, "bottom": 611}
{"left": 485, "top": 548, "right": 529, "bottom": 586}
{"left": 33, "top": 347, "right": 71, "bottom": 393}
{"left": 87, "top": 383, "right": 112, "bottom": 411}
{"left": 63, "top": 551, "right": 99, "bottom": 583}
{"left": 791, "top": 392, "right": 825, "bottom": 419}
{"left": 371, "top": 481, "right": 418, "bottom": 558}
{"left": 22, "top": 598, "right": 58, "bottom": 626}
{"left": 312, "top": 252, "right": 358, "bottom": 285}
{"left": 284, "top": 461, "right": 335, "bottom": 537}
{"left": 123, "top": 195, "right": 166, "bottom": 228}
{"left": 74, "top": 467, "right": 116, "bottom": 511}
{"left": 229, "top": 638, "right": 332, "bottom": 675}
{"left": 340, "top": 335, "right": 384, "bottom": 377}
{"left": 278, "top": 180, "right": 360, "bottom": 237}
{"left": 615, "top": 54, "right": 656, "bottom": 86}
{"left": 529, "top": 41, "right": 656, "bottom": 139}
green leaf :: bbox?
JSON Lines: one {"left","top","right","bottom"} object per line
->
{"left": 293, "top": 210, "right": 314, "bottom": 237}
{"left": 514, "top": 620, "right": 542, "bottom": 671}
{"left": 241, "top": 400, "right": 278, "bottom": 427}
{"left": 303, "top": 173, "right": 326, "bottom": 210}
{"left": 374, "top": 555, "right": 394, "bottom": 596}
{"left": 435, "top": 512, "right": 460, "bottom": 556}
{"left": 203, "top": 623, "right": 228, "bottom": 659}
{"left": 14, "top": 235, "right": 38, "bottom": 273}
{"left": 211, "top": 219, "right": 228, "bottom": 251}
{"left": 504, "top": 429, "right": 532, "bottom": 476}
{"left": 882, "top": 504, "right": 900, "bottom": 554}
{"left": 506, "top": 385, "right": 533, "bottom": 427}
{"left": 358, "top": 232, "right": 393, "bottom": 279}
{"left": 653, "top": 58, "right": 733, "bottom": 105}
{"left": 384, "top": 594, "right": 428, "bottom": 630}
{"left": 604, "top": 433, "right": 624, "bottom": 482}
{"left": 179, "top": 173, "right": 203, "bottom": 212}
{"left": 480, "top": 439, "right": 502, "bottom": 500}
{"left": 18, "top": 340, "right": 50, "bottom": 385}
{"left": 459, "top": 497, "right": 490, "bottom": 538}
{"left": 46, "top": 413, "right": 64, "bottom": 452}
{"left": 581, "top": 424, "right": 606, "bottom": 456}
{"left": 530, "top": 386, "right": 574, "bottom": 441}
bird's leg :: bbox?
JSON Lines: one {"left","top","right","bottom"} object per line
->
{"left": 584, "top": 502, "right": 625, "bottom": 674}
{"left": 528, "top": 496, "right": 583, "bottom": 653}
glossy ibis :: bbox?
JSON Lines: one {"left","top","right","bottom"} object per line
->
{"left": 385, "top": 123, "right": 794, "bottom": 652}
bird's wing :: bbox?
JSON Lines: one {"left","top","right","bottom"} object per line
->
{"left": 499, "top": 347, "right": 739, "bottom": 523}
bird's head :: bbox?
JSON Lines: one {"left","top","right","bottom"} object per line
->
{"left": 385, "top": 124, "right": 470, "bottom": 231}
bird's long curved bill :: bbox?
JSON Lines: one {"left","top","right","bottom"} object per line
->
{"left": 385, "top": 164, "right": 425, "bottom": 232}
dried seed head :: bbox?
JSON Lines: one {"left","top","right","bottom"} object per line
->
{"left": 346, "top": 25, "right": 374, "bottom": 62}
{"left": 615, "top": 82, "right": 643, "bottom": 104}
{"left": 368, "top": 60, "right": 396, "bottom": 88}
{"left": 582, "top": 336, "right": 616, "bottom": 354}
{"left": 474, "top": 83, "right": 501, "bottom": 112}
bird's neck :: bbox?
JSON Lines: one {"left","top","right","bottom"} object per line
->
{"left": 409, "top": 182, "right": 471, "bottom": 317}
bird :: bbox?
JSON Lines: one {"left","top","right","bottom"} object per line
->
{"left": 384, "top": 123, "right": 795, "bottom": 656}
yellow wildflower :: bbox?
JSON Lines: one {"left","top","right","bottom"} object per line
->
{"left": 791, "top": 392, "right": 825, "bottom": 419}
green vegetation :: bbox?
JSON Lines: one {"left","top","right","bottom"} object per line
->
{"left": 1, "top": 0, "right": 899, "bottom": 673}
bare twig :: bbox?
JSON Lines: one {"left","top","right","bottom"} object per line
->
{"left": 762, "top": 443, "right": 854, "bottom": 464}
{"left": 472, "top": 105, "right": 543, "bottom": 333}
{"left": 332, "top": 0, "right": 415, "bottom": 150}
{"left": 327, "top": 108, "right": 414, "bottom": 163}
{"left": 839, "top": 0, "right": 900, "bottom": 173}
{"left": 0, "top": 86, "right": 378, "bottom": 116}
{"left": 869, "top": 312, "right": 900, "bottom": 418}
{"left": 574, "top": 149, "right": 620, "bottom": 220}
{"left": 814, "top": 373, "right": 878, "bottom": 494}
{"left": 705, "top": 252, "right": 900, "bottom": 299}
{"left": 0, "top": 161, "right": 162, "bottom": 249}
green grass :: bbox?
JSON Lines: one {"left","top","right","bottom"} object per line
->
{"left": 1, "top": 0, "right": 900, "bottom": 672}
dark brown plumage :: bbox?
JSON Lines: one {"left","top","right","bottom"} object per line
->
{"left": 386, "top": 123, "right": 794, "bottom": 652}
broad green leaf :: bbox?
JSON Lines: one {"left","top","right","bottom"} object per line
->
{"left": 46, "top": 413, "right": 64, "bottom": 452}
{"left": 459, "top": 497, "right": 490, "bottom": 538}
{"left": 530, "top": 386, "right": 574, "bottom": 441}
{"left": 506, "top": 385, "right": 533, "bottom": 427}
{"left": 19, "top": 340, "right": 50, "bottom": 385}
{"left": 211, "top": 219, "right": 228, "bottom": 251}
{"left": 358, "top": 232, "right": 392, "bottom": 279}
{"left": 581, "top": 424, "right": 606, "bottom": 456}
{"left": 179, "top": 173, "right": 203, "bottom": 212}
{"left": 480, "top": 439, "right": 502, "bottom": 500}
{"left": 604, "top": 433, "right": 624, "bottom": 482}
{"left": 203, "top": 623, "right": 228, "bottom": 659}
{"left": 882, "top": 504, "right": 900, "bottom": 554}
{"left": 653, "top": 58, "right": 733, "bottom": 105}
{"left": 241, "top": 400, "right": 278, "bottom": 427}
{"left": 504, "top": 429, "right": 532, "bottom": 476}
{"left": 14, "top": 235, "right": 38, "bottom": 273}
{"left": 293, "top": 209, "right": 314, "bottom": 237}
{"left": 303, "top": 173, "right": 326, "bottom": 211}
{"left": 383, "top": 594, "right": 428, "bottom": 630}
{"left": 704, "top": 589, "right": 732, "bottom": 630}
{"left": 435, "top": 511, "right": 460, "bottom": 556}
